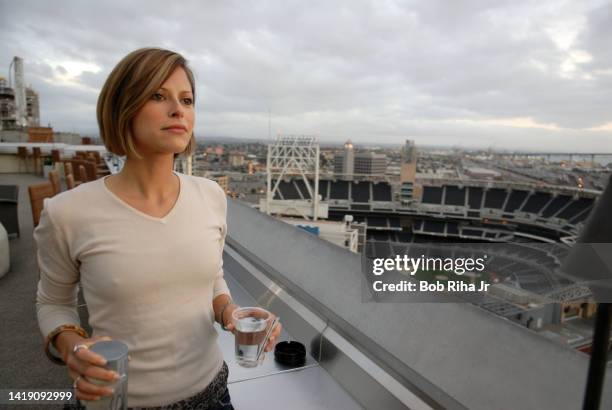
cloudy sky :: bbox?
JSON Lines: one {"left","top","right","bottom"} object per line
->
{"left": 1, "top": 0, "right": 611, "bottom": 151}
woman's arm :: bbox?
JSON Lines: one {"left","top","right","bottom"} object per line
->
{"left": 210, "top": 177, "right": 282, "bottom": 350}
{"left": 34, "top": 201, "right": 82, "bottom": 356}
{"left": 212, "top": 183, "right": 237, "bottom": 328}
{"left": 34, "top": 200, "right": 123, "bottom": 401}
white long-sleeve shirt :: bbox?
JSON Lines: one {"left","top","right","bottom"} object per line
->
{"left": 34, "top": 172, "right": 231, "bottom": 407}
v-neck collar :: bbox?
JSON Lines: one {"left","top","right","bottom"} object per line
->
{"left": 101, "top": 171, "right": 183, "bottom": 224}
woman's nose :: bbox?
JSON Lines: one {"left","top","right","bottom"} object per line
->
{"left": 169, "top": 99, "right": 185, "bottom": 118}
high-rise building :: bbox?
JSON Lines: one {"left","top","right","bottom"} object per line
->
{"left": 354, "top": 152, "right": 387, "bottom": 175}
{"left": 400, "top": 139, "right": 417, "bottom": 183}
{"left": 334, "top": 139, "right": 387, "bottom": 179}
{"left": 334, "top": 139, "right": 355, "bottom": 180}
{"left": 26, "top": 87, "right": 40, "bottom": 127}
{"left": 0, "top": 77, "right": 16, "bottom": 130}
{"left": 400, "top": 139, "right": 418, "bottom": 202}
{"left": 12, "top": 57, "right": 27, "bottom": 128}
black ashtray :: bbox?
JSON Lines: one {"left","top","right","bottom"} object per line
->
{"left": 274, "top": 341, "right": 306, "bottom": 367}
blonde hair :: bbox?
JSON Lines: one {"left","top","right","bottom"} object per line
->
{"left": 97, "top": 47, "right": 196, "bottom": 158}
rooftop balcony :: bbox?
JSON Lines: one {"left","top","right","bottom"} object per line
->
{"left": 1, "top": 170, "right": 612, "bottom": 409}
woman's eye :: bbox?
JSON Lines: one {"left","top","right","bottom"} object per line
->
{"left": 182, "top": 98, "right": 193, "bottom": 105}
{"left": 152, "top": 93, "right": 164, "bottom": 101}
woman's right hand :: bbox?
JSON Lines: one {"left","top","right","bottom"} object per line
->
{"left": 56, "top": 333, "right": 120, "bottom": 401}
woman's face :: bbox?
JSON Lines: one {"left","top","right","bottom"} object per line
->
{"left": 129, "top": 66, "right": 195, "bottom": 157}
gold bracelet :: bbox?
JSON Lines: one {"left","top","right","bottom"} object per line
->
{"left": 44, "top": 324, "right": 89, "bottom": 365}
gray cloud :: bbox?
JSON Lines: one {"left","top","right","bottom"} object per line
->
{"left": 1, "top": 0, "right": 611, "bottom": 151}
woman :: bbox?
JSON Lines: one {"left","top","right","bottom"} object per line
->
{"left": 34, "top": 47, "right": 281, "bottom": 409}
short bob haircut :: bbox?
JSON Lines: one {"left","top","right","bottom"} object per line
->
{"left": 97, "top": 47, "right": 196, "bottom": 159}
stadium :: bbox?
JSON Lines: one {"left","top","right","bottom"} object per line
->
{"left": 259, "top": 136, "right": 602, "bottom": 352}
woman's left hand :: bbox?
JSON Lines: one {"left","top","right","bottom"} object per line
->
{"left": 223, "top": 307, "right": 283, "bottom": 353}
{"left": 263, "top": 315, "right": 282, "bottom": 353}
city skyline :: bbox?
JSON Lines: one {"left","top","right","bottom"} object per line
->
{"left": 1, "top": 0, "right": 611, "bottom": 151}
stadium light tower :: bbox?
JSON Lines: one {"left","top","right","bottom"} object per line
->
{"left": 262, "top": 135, "right": 328, "bottom": 220}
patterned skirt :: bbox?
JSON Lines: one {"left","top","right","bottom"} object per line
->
{"left": 130, "top": 361, "right": 232, "bottom": 410}
{"left": 66, "top": 361, "right": 233, "bottom": 410}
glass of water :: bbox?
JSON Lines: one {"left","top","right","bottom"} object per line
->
{"left": 231, "top": 307, "right": 272, "bottom": 367}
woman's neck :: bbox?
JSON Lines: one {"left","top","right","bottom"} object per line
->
{"left": 114, "top": 155, "right": 178, "bottom": 201}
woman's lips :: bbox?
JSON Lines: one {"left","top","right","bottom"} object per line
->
{"left": 163, "top": 127, "right": 187, "bottom": 134}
